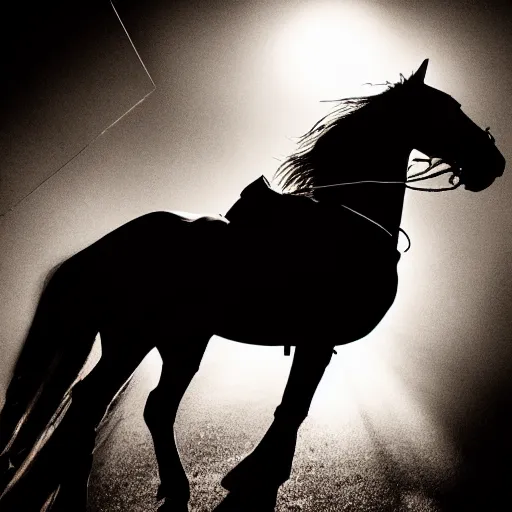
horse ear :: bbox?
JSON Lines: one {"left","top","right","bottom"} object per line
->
{"left": 410, "top": 59, "right": 429, "bottom": 84}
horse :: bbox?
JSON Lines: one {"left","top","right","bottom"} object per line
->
{"left": 0, "top": 59, "right": 505, "bottom": 511}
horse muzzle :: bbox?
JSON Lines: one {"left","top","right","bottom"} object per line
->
{"left": 460, "top": 143, "right": 506, "bottom": 192}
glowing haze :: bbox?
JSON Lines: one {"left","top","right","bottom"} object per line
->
{"left": 1, "top": 1, "right": 511, "bottom": 499}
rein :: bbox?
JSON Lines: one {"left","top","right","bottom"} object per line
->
{"left": 290, "top": 163, "right": 465, "bottom": 252}
{"left": 338, "top": 203, "right": 393, "bottom": 238}
{"left": 290, "top": 180, "right": 412, "bottom": 252}
{"left": 337, "top": 201, "right": 412, "bottom": 253}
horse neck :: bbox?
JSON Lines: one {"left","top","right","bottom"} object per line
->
{"left": 314, "top": 138, "right": 411, "bottom": 242}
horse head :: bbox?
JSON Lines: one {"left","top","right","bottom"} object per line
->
{"left": 405, "top": 59, "right": 505, "bottom": 192}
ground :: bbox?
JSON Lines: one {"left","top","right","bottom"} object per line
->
{"left": 86, "top": 343, "right": 455, "bottom": 512}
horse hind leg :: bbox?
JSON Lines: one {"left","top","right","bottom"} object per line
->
{"left": 144, "top": 335, "right": 210, "bottom": 512}
{"left": 2, "top": 322, "right": 154, "bottom": 512}
{"left": 0, "top": 260, "right": 99, "bottom": 494}
{"left": 48, "top": 322, "right": 155, "bottom": 512}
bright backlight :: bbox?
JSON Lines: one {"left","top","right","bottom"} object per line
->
{"left": 272, "top": 2, "right": 393, "bottom": 99}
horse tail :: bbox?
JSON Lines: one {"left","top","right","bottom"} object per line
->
{"left": 0, "top": 255, "right": 99, "bottom": 484}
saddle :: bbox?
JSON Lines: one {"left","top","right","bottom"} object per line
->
{"left": 224, "top": 176, "right": 400, "bottom": 355}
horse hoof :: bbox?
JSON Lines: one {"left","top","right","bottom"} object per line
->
{"left": 221, "top": 457, "right": 289, "bottom": 492}
{"left": 221, "top": 441, "right": 294, "bottom": 491}
{"left": 213, "top": 487, "right": 279, "bottom": 512}
{"left": 157, "top": 480, "right": 189, "bottom": 501}
{"left": 156, "top": 483, "right": 190, "bottom": 512}
{"left": 157, "top": 498, "right": 189, "bottom": 512}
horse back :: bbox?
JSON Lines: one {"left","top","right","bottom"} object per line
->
{"left": 60, "top": 211, "right": 227, "bottom": 324}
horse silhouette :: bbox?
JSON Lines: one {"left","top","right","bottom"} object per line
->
{"left": 0, "top": 59, "right": 505, "bottom": 511}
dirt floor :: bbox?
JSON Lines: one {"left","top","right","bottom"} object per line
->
{"left": 86, "top": 343, "right": 456, "bottom": 512}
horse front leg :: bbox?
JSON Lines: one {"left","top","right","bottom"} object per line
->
{"left": 144, "top": 337, "right": 210, "bottom": 511}
{"left": 221, "top": 343, "right": 334, "bottom": 492}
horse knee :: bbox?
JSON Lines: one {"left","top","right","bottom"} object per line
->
{"left": 144, "top": 375, "right": 195, "bottom": 432}
{"left": 273, "top": 404, "right": 308, "bottom": 428}
{"left": 144, "top": 389, "right": 169, "bottom": 431}
{"left": 143, "top": 389, "right": 157, "bottom": 425}
{"left": 144, "top": 355, "right": 203, "bottom": 433}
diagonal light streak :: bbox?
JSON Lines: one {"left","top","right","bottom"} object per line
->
{"left": 0, "top": 1, "right": 156, "bottom": 219}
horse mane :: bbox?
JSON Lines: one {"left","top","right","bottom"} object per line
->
{"left": 272, "top": 75, "right": 411, "bottom": 194}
